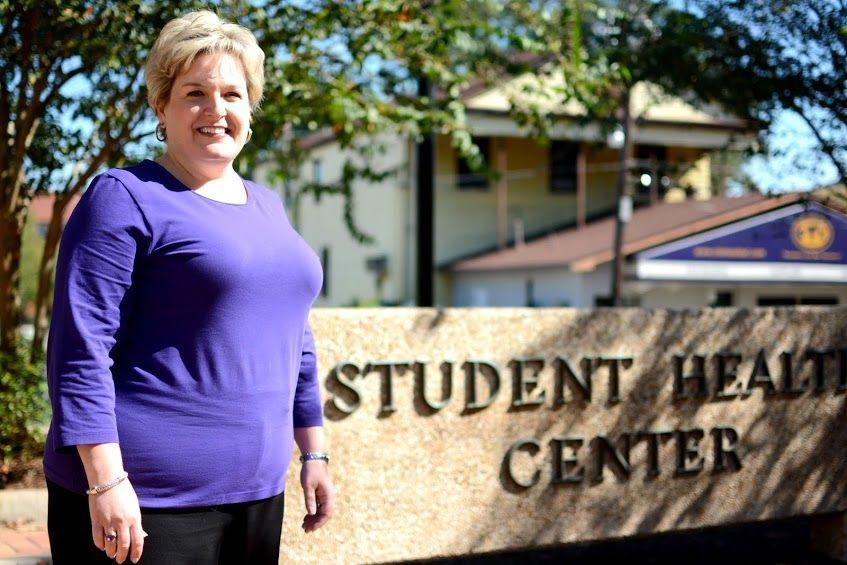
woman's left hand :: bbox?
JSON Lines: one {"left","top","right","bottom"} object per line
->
{"left": 300, "top": 460, "right": 335, "bottom": 533}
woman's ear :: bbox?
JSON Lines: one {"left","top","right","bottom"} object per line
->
{"left": 154, "top": 101, "right": 166, "bottom": 125}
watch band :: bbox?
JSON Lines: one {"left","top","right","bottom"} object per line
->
{"left": 299, "top": 451, "right": 330, "bottom": 464}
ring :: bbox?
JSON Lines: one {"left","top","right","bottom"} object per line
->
{"left": 104, "top": 531, "right": 117, "bottom": 542}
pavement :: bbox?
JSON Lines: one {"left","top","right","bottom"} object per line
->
{"left": 0, "top": 489, "right": 50, "bottom": 565}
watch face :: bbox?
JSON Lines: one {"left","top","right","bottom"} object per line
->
{"left": 791, "top": 213, "right": 834, "bottom": 253}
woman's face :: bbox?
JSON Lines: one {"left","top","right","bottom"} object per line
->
{"left": 157, "top": 51, "right": 251, "bottom": 167}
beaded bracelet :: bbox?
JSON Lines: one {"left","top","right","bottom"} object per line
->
{"left": 86, "top": 472, "right": 129, "bottom": 496}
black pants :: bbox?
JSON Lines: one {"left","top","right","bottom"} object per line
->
{"left": 47, "top": 478, "right": 285, "bottom": 565}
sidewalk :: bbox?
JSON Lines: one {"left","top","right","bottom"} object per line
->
{"left": 0, "top": 523, "right": 49, "bottom": 564}
{"left": 0, "top": 488, "right": 50, "bottom": 564}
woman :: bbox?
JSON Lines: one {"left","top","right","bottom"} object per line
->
{"left": 43, "top": 11, "right": 335, "bottom": 564}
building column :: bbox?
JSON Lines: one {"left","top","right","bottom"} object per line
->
{"left": 496, "top": 139, "right": 508, "bottom": 248}
{"left": 576, "top": 144, "right": 587, "bottom": 228}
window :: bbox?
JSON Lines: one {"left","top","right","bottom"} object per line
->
{"left": 457, "top": 136, "right": 490, "bottom": 190}
{"left": 549, "top": 140, "right": 578, "bottom": 194}
{"left": 709, "top": 291, "right": 734, "bottom": 307}
{"left": 757, "top": 296, "right": 838, "bottom": 306}
{"left": 312, "top": 159, "right": 323, "bottom": 203}
{"left": 757, "top": 297, "right": 797, "bottom": 306}
{"left": 800, "top": 297, "right": 838, "bottom": 305}
{"left": 594, "top": 295, "right": 641, "bottom": 307}
{"left": 320, "top": 247, "right": 330, "bottom": 297}
{"left": 634, "top": 145, "right": 668, "bottom": 198}
{"left": 525, "top": 278, "right": 537, "bottom": 307}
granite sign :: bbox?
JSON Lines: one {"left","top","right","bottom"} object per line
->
{"left": 280, "top": 308, "right": 847, "bottom": 563}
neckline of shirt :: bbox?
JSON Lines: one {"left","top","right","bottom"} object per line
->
{"left": 143, "top": 159, "right": 254, "bottom": 207}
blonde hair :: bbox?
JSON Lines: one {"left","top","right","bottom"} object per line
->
{"left": 145, "top": 10, "right": 265, "bottom": 114}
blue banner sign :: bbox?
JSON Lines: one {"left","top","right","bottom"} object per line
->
{"left": 635, "top": 203, "right": 847, "bottom": 282}
{"left": 645, "top": 203, "right": 846, "bottom": 263}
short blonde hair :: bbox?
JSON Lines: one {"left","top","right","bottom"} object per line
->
{"left": 145, "top": 10, "right": 265, "bottom": 114}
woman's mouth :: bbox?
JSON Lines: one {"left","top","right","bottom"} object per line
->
{"left": 196, "top": 126, "right": 231, "bottom": 138}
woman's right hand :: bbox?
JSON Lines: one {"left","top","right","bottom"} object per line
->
{"left": 88, "top": 479, "right": 147, "bottom": 564}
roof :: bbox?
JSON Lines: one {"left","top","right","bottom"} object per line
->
{"left": 810, "top": 183, "right": 847, "bottom": 214}
{"left": 448, "top": 192, "right": 805, "bottom": 273}
{"left": 295, "top": 56, "right": 753, "bottom": 153}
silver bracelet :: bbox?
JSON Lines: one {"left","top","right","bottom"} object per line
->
{"left": 299, "top": 451, "right": 329, "bottom": 465}
{"left": 86, "top": 472, "right": 128, "bottom": 496}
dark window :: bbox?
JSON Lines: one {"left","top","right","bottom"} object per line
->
{"left": 457, "top": 136, "right": 490, "bottom": 190}
{"left": 757, "top": 296, "right": 797, "bottom": 306}
{"left": 312, "top": 159, "right": 323, "bottom": 203}
{"left": 595, "top": 295, "right": 640, "bottom": 307}
{"left": 525, "top": 278, "right": 536, "bottom": 307}
{"left": 634, "top": 145, "right": 668, "bottom": 199}
{"left": 320, "top": 247, "right": 329, "bottom": 297}
{"left": 800, "top": 296, "right": 838, "bottom": 305}
{"left": 594, "top": 296, "right": 614, "bottom": 307}
{"left": 549, "top": 140, "right": 578, "bottom": 194}
{"left": 710, "top": 291, "right": 734, "bottom": 307}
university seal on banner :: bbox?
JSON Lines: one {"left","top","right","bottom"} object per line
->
{"left": 790, "top": 213, "right": 834, "bottom": 253}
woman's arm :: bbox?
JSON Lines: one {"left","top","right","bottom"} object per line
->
{"left": 47, "top": 173, "right": 151, "bottom": 450}
{"left": 292, "top": 322, "right": 334, "bottom": 533}
{"left": 77, "top": 443, "right": 125, "bottom": 486}
{"left": 47, "top": 173, "right": 152, "bottom": 564}
{"left": 293, "top": 425, "right": 326, "bottom": 454}
{"left": 77, "top": 443, "right": 146, "bottom": 564}
{"left": 294, "top": 426, "right": 335, "bottom": 533}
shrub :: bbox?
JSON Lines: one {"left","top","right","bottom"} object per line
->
{"left": 0, "top": 339, "right": 48, "bottom": 461}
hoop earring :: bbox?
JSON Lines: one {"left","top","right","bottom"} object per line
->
{"left": 155, "top": 123, "right": 167, "bottom": 142}
{"left": 246, "top": 128, "right": 253, "bottom": 143}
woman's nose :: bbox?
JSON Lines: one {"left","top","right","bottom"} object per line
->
{"left": 205, "top": 93, "right": 226, "bottom": 118}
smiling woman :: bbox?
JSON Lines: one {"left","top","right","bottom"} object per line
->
{"left": 143, "top": 10, "right": 266, "bottom": 202}
{"left": 42, "top": 10, "right": 336, "bottom": 565}
{"left": 153, "top": 51, "right": 252, "bottom": 200}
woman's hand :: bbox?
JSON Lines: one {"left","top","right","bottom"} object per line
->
{"left": 300, "top": 460, "right": 335, "bottom": 533}
{"left": 88, "top": 480, "right": 147, "bottom": 564}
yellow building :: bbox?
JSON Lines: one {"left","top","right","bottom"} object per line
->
{"left": 256, "top": 74, "right": 753, "bottom": 307}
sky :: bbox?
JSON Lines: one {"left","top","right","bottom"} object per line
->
{"left": 743, "top": 111, "right": 840, "bottom": 194}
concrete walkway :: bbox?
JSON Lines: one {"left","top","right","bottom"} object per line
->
{"left": 0, "top": 489, "right": 50, "bottom": 564}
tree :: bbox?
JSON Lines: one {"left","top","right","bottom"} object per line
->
{"left": 686, "top": 0, "right": 846, "bottom": 186}
{"left": 1, "top": 0, "right": 217, "bottom": 359}
{"left": 519, "top": 0, "right": 769, "bottom": 304}
{"left": 238, "top": 1, "right": 550, "bottom": 240}
{"left": 1, "top": 0, "right": 565, "bottom": 356}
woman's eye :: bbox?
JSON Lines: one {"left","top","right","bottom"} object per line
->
{"left": 188, "top": 90, "right": 203, "bottom": 96}
{"left": 226, "top": 92, "right": 242, "bottom": 98}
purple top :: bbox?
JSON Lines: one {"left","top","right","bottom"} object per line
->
{"left": 43, "top": 159, "right": 324, "bottom": 508}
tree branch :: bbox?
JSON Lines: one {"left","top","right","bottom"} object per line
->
{"left": 13, "top": 10, "right": 37, "bottom": 137}
{"left": 793, "top": 105, "right": 847, "bottom": 185}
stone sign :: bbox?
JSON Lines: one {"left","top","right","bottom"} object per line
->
{"left": 281, "top": 308, "right": 847, "bottom": 563}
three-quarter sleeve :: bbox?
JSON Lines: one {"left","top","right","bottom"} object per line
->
{"left": 292, "top": 320, "right": 324, "bottom": 427}
{"left": 46, "top": 173, "right": 151, "bottom": 452}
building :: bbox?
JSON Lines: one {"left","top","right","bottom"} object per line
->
{"left": 254, "top": 72, "right": 784, "bottom": 308}
{"left": 449, "top": 191, "right": 847, "bottom": 307}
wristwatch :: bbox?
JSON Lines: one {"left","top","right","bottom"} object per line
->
{"left": 299, "top": 451, "right": 330, "bottom": 464}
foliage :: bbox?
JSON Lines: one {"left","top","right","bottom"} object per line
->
{"left": 19, "top": 214, "right": 44, "bottom": 321}
{"left": 685, "top": 0, "right": 847, "bottom": 185}
{"left": 235, "top": 0, "right": 554, "bottom": 243}
{"left": 0, "top": 0, "right": 563, "bottom": 353}
{"left": 0, "top": 338, "right": 48, "bottom": 461}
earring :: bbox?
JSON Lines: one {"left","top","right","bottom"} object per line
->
{"left": 246, "top": 128, "right": 253, "bottom": 143}
{"left": 155, "top": 123, "right": 167, "bottom": 142}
